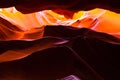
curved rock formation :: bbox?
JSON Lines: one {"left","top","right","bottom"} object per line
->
{"left": 0, "top": 26, "right": 120, "bottom": 80}
{"left": 0, "top": 1, "right": 120, "bottom": 80}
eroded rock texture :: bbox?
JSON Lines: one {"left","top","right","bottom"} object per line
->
{"left": 0, "top": 0, "right": 120, "bottom": 80}
{"left": 0, "top": 26, "right": 120, "bottom": 80}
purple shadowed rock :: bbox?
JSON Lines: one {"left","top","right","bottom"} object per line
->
{"left": 0, "top": 26, "right": 119, "bottom": 80}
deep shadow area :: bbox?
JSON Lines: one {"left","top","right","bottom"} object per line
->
{"left": 0, "top": 26, "right": 120, "bottom": 80}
